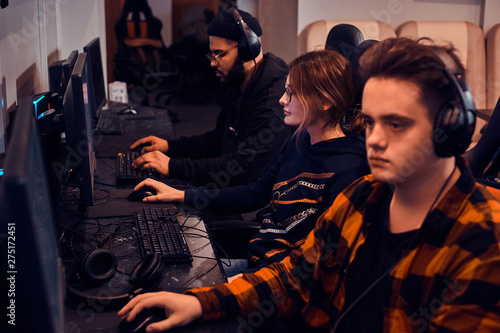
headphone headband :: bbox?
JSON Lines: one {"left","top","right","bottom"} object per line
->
{"left": 67, "top": 251, "right": 165, "bottom": 310}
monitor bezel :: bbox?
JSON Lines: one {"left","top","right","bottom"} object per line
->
{"left": 83, "top": 37, "right": 106, "bottom": 119}
{"left": 0, "top": 96, "right": 65, "bottom": 332}
{"left": 63, "top": 52, "right": 95, "bottom": 206}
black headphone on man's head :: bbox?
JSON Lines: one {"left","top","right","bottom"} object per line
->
{"left": 432, "top": 50, "right": 476, "bottom": 157}
{"left": 67, "top": 249, "right": 165, "bottom": 309}
{"left": 227, "top": 7, "right": 261, "bottom": 62}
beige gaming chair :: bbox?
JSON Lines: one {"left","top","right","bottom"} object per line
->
{"left": 396, "top": 21, "right": 487, "bottom": 143}
{"left": 486, "top": 23, "right": 500, "bottom": 110}
{"left": 298, "top": 19, "right": 396, "bottom": 55}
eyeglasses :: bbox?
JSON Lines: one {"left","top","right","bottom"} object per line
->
{"left": 284, "top": 86, "right": 293, "bottom": 103}
{"left": 206, "top": 44, "right": 238, "bottom": 65}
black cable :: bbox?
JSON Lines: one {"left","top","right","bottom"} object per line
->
{"left": 97, "top": 157, "right": 116, "bottom": 171}
{"left": 93, "top": 188, "right": 112, "bottom": 204}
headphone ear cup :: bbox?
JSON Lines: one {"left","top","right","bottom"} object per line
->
{"left": 129, "top": 253, "right": 165, "bottom": 290}
{"left": 75, "top": 249, "right": 117, "bottom": 286}
{"left": 227, "top": 7, "right": 261, "bottom": 62}
{"left": 238, "top": 23, "right": 261, "bottom": 62}
{"left": 433, "top": 103, "right": 474, "bottom": 157}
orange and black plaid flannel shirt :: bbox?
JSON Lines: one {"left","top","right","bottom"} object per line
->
{"left": 187, "top": 157, "right": 500, "bottom": 332}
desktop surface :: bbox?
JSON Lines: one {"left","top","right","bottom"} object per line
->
{"left": 62, "top": 204, "right": 232, "bottom": 332}
{"left": 94, "top": 105, "right": 175, "bottom": 158}
{"left": 58, "top": 105, "right": 235, "bottom": 332}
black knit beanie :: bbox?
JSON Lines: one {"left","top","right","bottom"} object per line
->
{"left": 207, "top": 8, "right": 263, "bottom": 41}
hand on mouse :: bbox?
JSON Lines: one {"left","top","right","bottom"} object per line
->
{"left": 132, "top": 151, "right": 170, "bottom": 176}
{"left": 135, "top": 179, "right": 185, "bottom": 203}
{"left": 118, "top": 291, "right": 202, "bottom": 332}
{"left": 130, "top": 136, "right": 169, "bottom": 153}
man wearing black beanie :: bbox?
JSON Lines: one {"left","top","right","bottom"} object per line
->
{"left": 131, "top": 8, "right": 291, "bottom": 191}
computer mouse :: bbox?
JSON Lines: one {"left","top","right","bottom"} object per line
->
{"left": 127, "top": 189, "right": 156, "bottom": 201}
{"left": 118, "top": 307, "right": 166, "bottom": 333}
{"left": 118, "top": 107, "right": 138, "bottom": 115}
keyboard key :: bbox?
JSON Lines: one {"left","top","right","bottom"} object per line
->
{"left": 135, "top": 207, "right": 192, "bottom": 264}
{"left": 116, "top": 151, "right": 160, "bottom": 185}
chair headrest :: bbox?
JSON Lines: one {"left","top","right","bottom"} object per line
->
{"left": 325, "top": 24, "right": 364, "bottom": 61}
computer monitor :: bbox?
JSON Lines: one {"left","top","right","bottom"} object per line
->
{"left": 83, "top": 38, "right": 106, "bottom": 118}
{"left": 48, "top": 50, "right": 78, "bottom": 114}
{"left": 48, "top": 60, "right": 64, "bottom": 98}
{"left": 33, "top": 91, "right": 52, "bottom": 119}
{"left": 0, "top": 76, "right": 6, "bottom": 156}
{"left": 0, "top": 96, "right": 65, "bottom": 333}
{"left": 61, "top": 50, "right": 79, "bottom": 99}
{"left": 0, "top": 110, "right": 5, "bottom": 156}
{"left": 63, "top": 52, "right": 96, "bottom": 206}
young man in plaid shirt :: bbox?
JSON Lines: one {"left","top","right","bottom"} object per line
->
{"left": 119, "top": 38, "right": 500, "bottom": 333}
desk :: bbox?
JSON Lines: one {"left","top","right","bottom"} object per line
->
{"left": 93, "top": 104, "right": 176, "bottom": 158}
{"left": 60, "top": 107, "right": 235, "bottom": 332}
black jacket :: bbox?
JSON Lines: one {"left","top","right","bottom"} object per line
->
{"left": 168, "top": 53, "right": 291, "bottom": 187}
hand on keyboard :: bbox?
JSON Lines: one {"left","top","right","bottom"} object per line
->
{"left": 131, "top": 151, "right": 170, "bottom": 176}
{"left": 130, "top": 135, "right": 169, "bottom": 153}
{"left": 116, "top": 151, "right": 161, "bottom": 186}
{"left": 133, "top": 178, "right": 185, "bottom": 203}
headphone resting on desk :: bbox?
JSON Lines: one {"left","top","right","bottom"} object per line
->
{"left": 67, "top": 249, "right": 165, "bottom": 308}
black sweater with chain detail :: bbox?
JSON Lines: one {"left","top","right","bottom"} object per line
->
{"left": 184, "top": 132, "right": 369, "bottom": 268}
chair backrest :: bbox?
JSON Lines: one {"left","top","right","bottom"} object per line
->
{"left": 115, "top": 0, "right": 166, "bottom": 61}
{"left": 114, "top": 0, "right": 169, "bottom": 83}
{"left": 396, "top": 21, "right": 487, "bottom": 143}
{"left": 298, "top": 19, "right": 396, "bottom": 55}
{"left": 486, "top": 24, "right": 500, "bottom": 110}
{"left": 115, "top": 0, "right": 163, "bottom": 41}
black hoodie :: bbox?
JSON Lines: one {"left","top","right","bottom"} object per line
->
{"left": 167, "top": 53, "right": 291, "bottom": 187}
{"left": 185, "top": 131, "right": 370, "bottom": 268}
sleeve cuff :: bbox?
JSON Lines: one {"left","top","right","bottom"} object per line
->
{"left": 184, "top": 189, "right": 197, "bottom": 206}
{"left": 184, "top": 287, "right": 228, "bottom": 322}
{"left": 168, "top": 158, "right": 181, "bottom": 179}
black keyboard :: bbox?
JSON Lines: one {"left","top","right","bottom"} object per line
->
{"left": 135, "top": 207, "right": 192, "bottom": 264}
{"left": 96, "top": 113, "right": 124, "bottom": 135}
{"left": 116, "top": 151, "right": 160, "bottom": 185}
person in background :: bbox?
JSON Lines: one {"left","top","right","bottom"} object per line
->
{"left": 120, "top": 38, "right": 500, "bottom": 333}
{"left": 130, "top": 8, "right": 291, "bottom": 188}
{"left": 131, "top": 50, "right": 369, "bottom": 277}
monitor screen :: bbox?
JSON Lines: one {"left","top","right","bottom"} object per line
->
{"left": 63, "top": 52, "right": 95, "bottom": 206}
{"left": 83, "top": 38, "right": 106, "bottom": 118}
{"left": 0, "top": 96, "right": 65, "bottom": 333}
